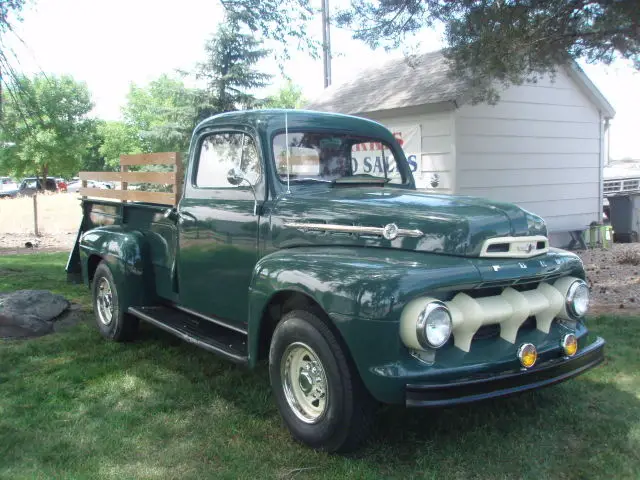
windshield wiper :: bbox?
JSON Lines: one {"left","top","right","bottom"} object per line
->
{"left": 332, "top": 174, "right": 390, "bottom": 185}
{"left": 288, "top": 177, "right": 333, "bottom": 183}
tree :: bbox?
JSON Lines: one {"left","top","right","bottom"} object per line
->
{"left": 0, "top": 0, "right": 25, "bottom": 34}
{"left": 220, "top": 0, "right": 318, "bottom": 62}
{"left": 263, "top": 81, "right": 305, "bottom": 109}
{"left": 1, "top": 0, "right": 28, "bottom": 118}
{"left": 97, "top": 121, "right": 141, "bottom": 170}
{"left": 226, "top": 0, "right": 640, "bottom": 102}
{"left": 195, "top": 15, "right": 272, "bottom": 117}
{"left": 80, "top": 119, "right": 108, "bottom": 172}
{"left": 123, "top": 74, "right": 199, "bottom": 154}
{"left": 337, "top": 0, "right": 640, "bottom": 102}
{"left": 0, "top": 74, "right": 94, "bottom": 182}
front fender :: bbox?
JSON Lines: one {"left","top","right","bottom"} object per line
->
{"left": 79, "top": 226, "right": 155, "bottom": 309}
{"left": 247, "top": 246, "right": 586, "bottom": 403}
{"left": 246, "top": 247, "right": 481, "bottom": 366}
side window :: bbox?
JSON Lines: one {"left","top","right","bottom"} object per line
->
{"left": 195, "top": 133, "right": 261, "bottom": 188}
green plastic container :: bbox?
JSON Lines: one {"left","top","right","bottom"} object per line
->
{"left": 583, "top": 224, "right": 613, "bottom": 249}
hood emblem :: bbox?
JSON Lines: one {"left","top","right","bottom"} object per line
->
{"left": 284, "top": 222, "right": 424, "bottom": 239}
{"left": 382, "top": 223, "right": 399, "bottom": 240}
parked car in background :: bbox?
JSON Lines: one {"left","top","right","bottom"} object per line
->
{"left": 0, "top": 177, "right": 19, "bottom": 198}
{"left": 67, "top": 179, "right": 111, "bottom": 193}
{"left": 1, "top": 176, "right": 18, "bottom": 191}
{"left": 18, "top": 177, "right": 59, "bottom": 196}
{"left": 56, "top": 178, "right": 68, "bottom": 192}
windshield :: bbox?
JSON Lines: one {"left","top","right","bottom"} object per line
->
{"left": 272, "top": 132, "right": 407, "bottom": 185}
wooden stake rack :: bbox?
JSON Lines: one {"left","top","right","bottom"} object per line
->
{"left": 79, "top": 152, "right": 183, "bottom": 206}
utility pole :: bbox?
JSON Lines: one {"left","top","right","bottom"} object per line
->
{"left": 321, "top": 0, "right": 332, "bottom": 88}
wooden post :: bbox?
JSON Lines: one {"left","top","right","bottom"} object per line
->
{"left": 121, "top": 158, "right": 128, "bottom": 203}
{"left": 33, "top": 194, "right": 39, "bottom": 236}
{"left": 174, "top": 153, "right": 183, "bottom": 205}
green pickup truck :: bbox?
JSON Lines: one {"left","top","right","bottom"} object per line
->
{"left": 67, "top": 109, "right": 605, "bottom": 452}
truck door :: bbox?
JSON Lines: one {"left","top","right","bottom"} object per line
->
{"left": 177, "top": 130, "right": 263, "bottom": 328}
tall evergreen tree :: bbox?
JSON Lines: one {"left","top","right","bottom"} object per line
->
{"left": 195, "top": 15, "right": 272, "bottom": 119}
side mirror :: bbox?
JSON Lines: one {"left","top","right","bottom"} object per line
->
{"left": 227, "top": 167, "right": 246, "bottom": 186}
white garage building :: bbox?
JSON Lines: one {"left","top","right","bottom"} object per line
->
{"left": 306, "top": 51, "right": 615, "bottom": 246}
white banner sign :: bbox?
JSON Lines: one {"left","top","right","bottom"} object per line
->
{"left": 389, "top": 124, "right": 421, "bottom": 173}
{"left": 350, "top": 124, "right": 421, "bottom": 178}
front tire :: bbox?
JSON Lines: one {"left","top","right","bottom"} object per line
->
{"left": 92, "top": 261, "right": 138, "bottom": 342}
{"left": 269, "top": 309, "right": 375, "bottom": 452}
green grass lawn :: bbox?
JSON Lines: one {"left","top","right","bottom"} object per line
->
{"left": 1, "top": 253, "right": 639, "bottom": 479}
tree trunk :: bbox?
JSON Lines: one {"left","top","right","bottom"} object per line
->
{"left": 33, "top": 164, "right": 48, "bottom": 237}
{"left": 33, "top": 194, "right": 39, "bottom": 237}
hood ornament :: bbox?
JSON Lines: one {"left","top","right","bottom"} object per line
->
{"left": 284, "top": 222, "right": 424, "bottom": 239}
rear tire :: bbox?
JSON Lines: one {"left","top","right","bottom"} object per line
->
{"left": 269, "top": 309, "right": 376, "bottom": 452}
{"left": 92, "top": 261, "right": 138, "bottom": 342}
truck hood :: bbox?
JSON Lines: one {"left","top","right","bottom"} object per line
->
{"left": 271, "top": 187, "right": 547, "bottom": 257}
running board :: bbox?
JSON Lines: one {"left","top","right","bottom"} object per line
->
{"left": 128, "top": 306, "right": 248, "bottom": 365}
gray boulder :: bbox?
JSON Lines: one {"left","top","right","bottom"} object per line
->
{"left": 0, "top": 290, "right": 70, "bottom": 339}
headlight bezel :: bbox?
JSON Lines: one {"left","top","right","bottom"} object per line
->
{"left": 416, "top": 301, "right": 452, "bottom": 349}
{"left": 566, "top": 279, "right": 589, "bottom": 319}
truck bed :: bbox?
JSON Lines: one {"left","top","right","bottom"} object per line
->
{"left": 66, "top": 199, "right": 178, "bottom": 301}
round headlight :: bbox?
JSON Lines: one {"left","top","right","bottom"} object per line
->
{"left": 416, "top": 302, "right": 452, "bottom": 349}
{"left": 566, "top": 280, "right": 589, "bottom": 318}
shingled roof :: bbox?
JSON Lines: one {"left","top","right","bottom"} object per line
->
{"left": 305, "top": 50, "right": 615, "bottom": 119}
{"left": 305, "top": 51, "right": 468, "bottom": 115}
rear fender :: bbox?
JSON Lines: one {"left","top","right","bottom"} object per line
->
{"left": 79, "top": 226, "right": 156, "bottom": 309}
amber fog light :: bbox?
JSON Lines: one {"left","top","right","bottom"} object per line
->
{"left": 517, "top": 343, "right": 537, "bottom": 368}
{"left": 562, "top": 334, "right": 578, "bottom": 357}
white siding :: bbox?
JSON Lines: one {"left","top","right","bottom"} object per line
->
{"left": 455, "top": 69, "right": 602, "bottom": 233}
{"left": 362, "top": 109, "right": 456, "bottom": 193}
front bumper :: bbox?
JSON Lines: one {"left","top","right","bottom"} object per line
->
{"left": 406, "top": 336, "right": 605, "bottom": 407}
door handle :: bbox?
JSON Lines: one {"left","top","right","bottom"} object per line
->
{"left": 163, "top": 208, "right": 196, "bottom": 223}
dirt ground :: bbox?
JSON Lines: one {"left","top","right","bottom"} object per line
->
{"left": 580, "top": 243, "right": 640, "bottom": 315}
{"left": 0, "top": 193, "right": 638, "bottom": 315}
{"left": 0, "top": 193, "right": 81, "bottom": 255}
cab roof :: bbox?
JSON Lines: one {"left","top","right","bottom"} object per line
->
{"left": 194, "top": 109, "right": 397, "bottom": 142}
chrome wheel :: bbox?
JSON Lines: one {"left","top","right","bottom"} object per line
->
{"left": 96, "top": 277, "right": 114, "bottom": 326}
{"left": 281, "top": 342, "right": 329, "bottom": 424}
